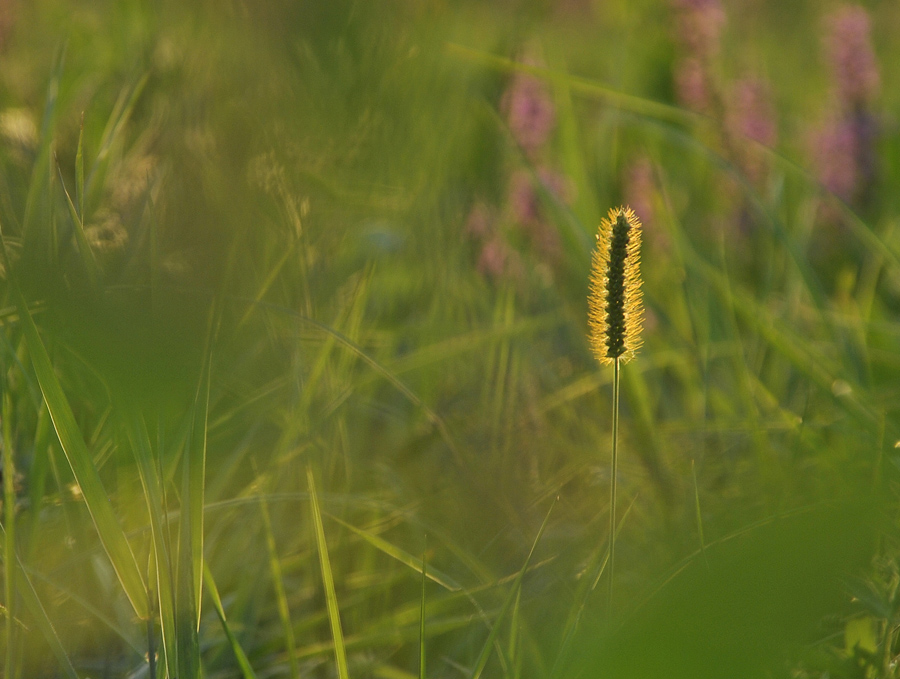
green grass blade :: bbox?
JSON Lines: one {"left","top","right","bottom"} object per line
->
{"left": 471, "top": 498, "right": 556, "bottom": 679}
{"left": 24, "top": 564, "right": 143, "bottom": 655}
{"left": 691, "top": 460, "right": 709, "bottom": 569}
{"left": 0, "top": 525, "right": 79, "bottom": 679}
{"left": 172, "top": 350, "right": 210, "bottom": 679}
{"left": 258, "top": 493, "right": 300, "bottom": 679}
{"left": 307, "top": 464, "right": 350, "bottom": 679}
{"left": 445, "top": 43, "right": 694, "bottom": 127}
{"left": 86, "top": 74, "right": 149, "bottom": 203}
{"left": 2, "top": 392, "right": 16, "bottom": 679}
{"left": 56, "top": 161, "right": 100, "bottom": 287}
{"left": 203, "top": 564, "right": 258, "bottom": 679}
{"left": 25, "top": 405, "right": 52, "bottom": 558}
{"left": 547, "top": 50, "right": 598, "bottom": 235}
{"left": 508, "top": 589, "right": 522, "bottom": 679}
{"left": 548, "top": 495, "right": 638, "bottom": 679}
{"left": 419, "top": 548, "right": 427, "bottom": 679}
{"left": 75, "top": 113, "right": 84, "bottom": 220}
{"left": 23, "top": 46, "right": 63, "bottom": 243}
{"left": 263, "top": 304, "right": 463, "bottom": 467}
{"left": 123, "top": 410, "right": 178, "bottom": 677}
{"left": 7, "top": 282, "right": 147, "bottom": 618}
{"left": 326, "top": 513, "right": 461, "bottom": 591}
{"left": 188, "top": 352, "right": 211, "bottom": 622}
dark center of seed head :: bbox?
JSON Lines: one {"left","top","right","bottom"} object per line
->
{"left": 604, "top": 213, "right": 631, "bottom": 358}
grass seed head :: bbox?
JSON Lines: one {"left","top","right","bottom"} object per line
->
{"left": 588, "top": 206, "right": 644, "bottom": 365}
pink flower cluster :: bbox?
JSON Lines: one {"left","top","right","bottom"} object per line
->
{"left": 672, "top": 0, "right": 726, "bottom": 59}
{"left": 671, "top": 0, "right": 726, "bottom": 113}
{"left": 812, "top": 4, "right": 880, "bottom": 203}
{"left": 466, "top": 54, "right": 572, "bottom": 282}
{"left": 670, "top": 0, "right": 779, "bottom": 186}
{"left": 824, "top": 5, "right": 880, "bottom": 108}
{"left": 725, "top": 78, "right": 778, "bottom": 184}
{"left": 501, "top": 71, "right": 557, "bottom": 158}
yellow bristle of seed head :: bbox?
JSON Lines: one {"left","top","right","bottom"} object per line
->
{"left": 587, "top": 206, "right": 644, "bottom": 365}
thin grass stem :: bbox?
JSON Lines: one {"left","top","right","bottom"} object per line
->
{"left": 607, "top": 358, "right": 620, "bottom": 614}
{"left": 3, "top": 392, "right": 16, "bottom": 679}
{"left": 691, "top": 460, "right": 709, "bottom": 570}
{"left": 419, "top": 545, "right": 427, "bottom": 679}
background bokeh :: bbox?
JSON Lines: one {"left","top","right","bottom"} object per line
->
{"left": 1, "top": 1, "right": 899, "bottom": 677}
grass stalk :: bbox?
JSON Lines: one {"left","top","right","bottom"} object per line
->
{"left": 419, "top": 547, "right": 427, "bottom": 679}
{"left": 691, "top": 460, "right": 709, "bottom": 570}
{"left": 258, "top": 493, "right": 300, "bottom": 679}
{"left": 471, "top": 497, "right": 556, "bottom": 679}
{"left": 3, "top": 392, "right": 15, "bottom": 679}
{"left": 607, "top": 358, "right": 620, "bottom": 613}
{"left": 204, "top": 563, "right": 258, "bottom": 679}
{"left": 307, "top": 463, "right": 350, "bottom": 679}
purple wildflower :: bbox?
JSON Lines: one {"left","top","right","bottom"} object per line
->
{"left": 502, "top": 71, "right": 556, "bottom": 157}
{"left": 507, "top": 168, "right": 567, "bottom": 262}
{"left": 824, "top": 5, "right": 880, "bottom": 108}
{"left": 509, "top": 169, "right": 541, "bottom": 226}
{"left": 674, "top": 57, "right": 712, "bottom": 112}
{"left": 812, "top": 117, "right": 858, "bottom": 200}
{"left": 726, "top": 78, "right": 777, "bottom": 147}
{"left": 812, "top": 5, "right": 881, "bottom": 204}
{"left": 672, "top": 0, "right": 726, "bottom": 59}
{"left": 724, "top": 78, "right": 778, "bottom": 184}
{"left": 477, "top": 236, "right": 514, "bottom": 280}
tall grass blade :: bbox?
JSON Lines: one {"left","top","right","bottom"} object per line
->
{"left": 25, "top": 405, "right": 52, "bottom": 557}
{"left": 549, "top": 496, "right": 638, "bottom": 679}
{"left": 56, "top": 162, "right": 100, "bottom": 287}
{"left": 607, "top": 359, "right": 620, "bottom": 614}
{"left": 173, "top": 352, "right": 209, "bottom": 679}
{"left": 548, "top": 51, "right": 598, "bottom": 236}
{"left": 326, "top": 513, "right": 460, "bottom": 591}
{"left": 187, "top": 351, "right": 211, "bottom": 622}
{"left": 508, "top": 589, "right": 522, "bottom": 679}
{"left": 5, "top": 274, "right": 147, "bottom": 618}
{"left": 445, "top": 43, "right": 694, "bottom": 127}
{"left": 203, "top": 564, "right": 258, "bottom": 679}
{"left": 23, "top": 46, "right": 63, "bottom": 243}
{"left": 2, "top": 392, "right": 16, "bottom": 679}
{"left": 263, "top": 304, "right": 463, "bottom": 467}
{"left": 86, "top": 75, "right": 149, "bottom": 202}
{"left": 692, "top": 460, "right": 709, "bottom": 569}
{"left": 124, "top": 410, "right": 178, "bottom": 677}
{"left": 471, "top": 497, "right": 556, "bottom": 679}
{"left": 307, "top": 463, "right": 351, "bottom": 679}
{"left": 419, "top": 547, "right": 427, "bottom": 679}
{"left": 75, "top": 114, "right": 84, "bottom": 220}
{"left": 258, "top": 494, "right": 300, "bottom": 679}
{"left": 0, "top": 525, "right": 79, "bottom": 679}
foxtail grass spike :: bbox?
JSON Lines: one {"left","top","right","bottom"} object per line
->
{"left": 587, "top": 206, "right": 644, "bottom": 616}
{"left": 588, "top": 207, "right": 644, "bottom": 365}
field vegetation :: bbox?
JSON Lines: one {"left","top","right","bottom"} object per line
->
{"left": 1, "top": 1, "right": 900, "bottom": 677}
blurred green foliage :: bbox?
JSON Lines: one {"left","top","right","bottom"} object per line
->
{"left": 0, "top": 0, "right": 899, "bottom": 677}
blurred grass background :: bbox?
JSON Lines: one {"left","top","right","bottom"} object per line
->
{"left": 1, "top": 0, "right": 899, "bottom": 677}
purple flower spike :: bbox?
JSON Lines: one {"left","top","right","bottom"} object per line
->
{"left": 502, "top": 72, "right": 556, "bottom": 157}
{"left": 727, "top": 78, "right": 777, "bottom": 147}
{"left": 812, "top": 117, "right": 859, "bottom": 200}
{"left": 674, "top": 57, "right": 712, "bottom": 112}
{"left": 672, "top": 0, "right": 726, "bottom": 59}
{"left": 825, "top": 5, "right": 880, "bottom": 108}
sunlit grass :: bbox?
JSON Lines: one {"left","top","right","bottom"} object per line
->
{"left": 0, "top": 1, "right": 898, "bottom": 678}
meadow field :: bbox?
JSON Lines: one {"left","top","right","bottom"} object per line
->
{"left": 1, "top": 0, "right": 899, "bottom": 677}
